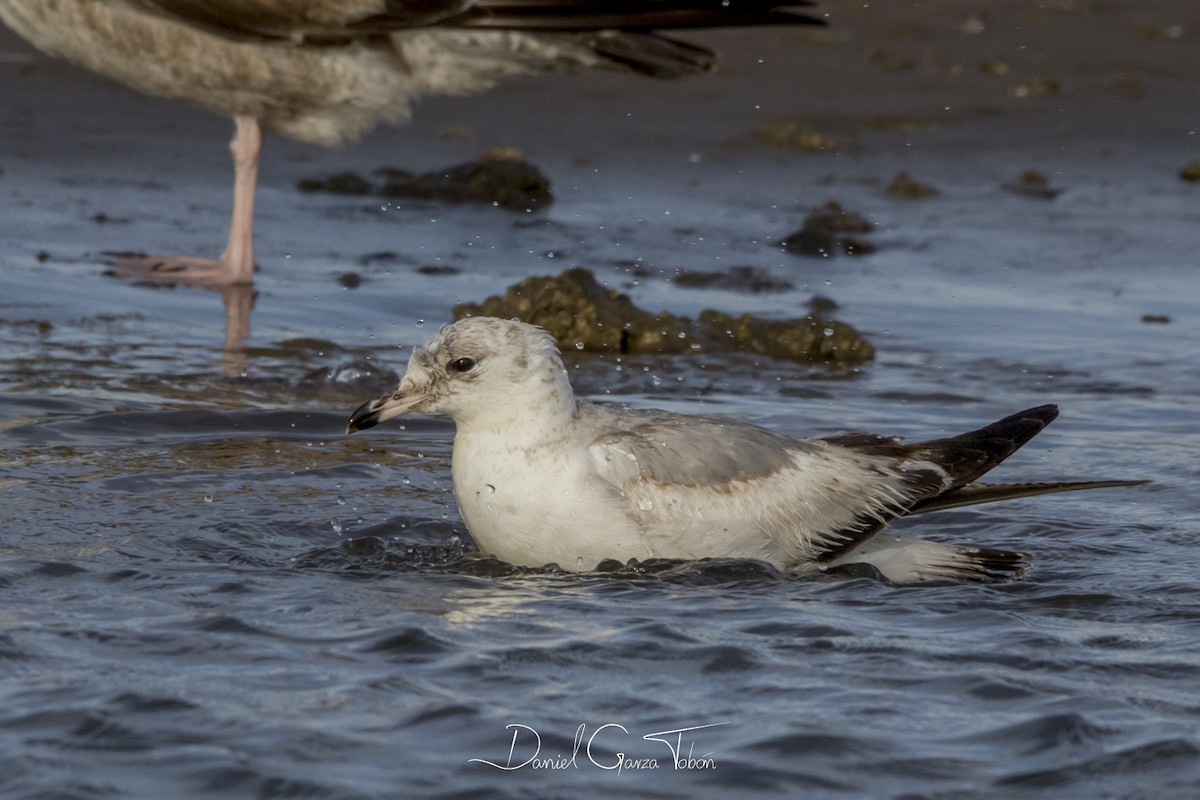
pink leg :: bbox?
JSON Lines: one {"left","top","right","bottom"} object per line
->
{"left": 116, "top": 115, "right": 262, "bottom": 286}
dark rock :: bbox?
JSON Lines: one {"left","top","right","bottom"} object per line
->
{"left": 752, "top": 121, "right": 838, "bottom": 152}
{"left": 885, "top": 171, "right": 938, "bottom": 199}
{"left": 372, "top": 166, "right": 417, "bottom": 183}
{"left": 298, "top": 152, "right": 554, "bottom": 211}
{"left": 808, "top": 295, "right": 839, "bottom": 314}
{"left": 297, "top": 170, "right": 373, "bottom": 195}
{"left": 803, "top": 201, "right": 873, "bottom": 234}
{"left": 90, "top": 212, "right": 131, "bottom": 225}
{"left": 697, "top": 310, "right": 874, "bottom": 364}
{"left": 454, "top": 268, "right": 873, "bottom": 366}
{"left": 780, "top": 201, "right": 875, "bottom": 258}
{"left": 455, "top": 267, "right": 684, "bottom": 354}
{"left": 416, "top": 265, "right": 461, "bottom": 276}
{"left": 1003, "top": 170, "right": 1062, "bottom": 199}
{"left": 377, "top": 153, "right": 552, "bottom": 211}
{"left": 780, "top": 228, "right": 838, "bottom": 257}
{"left": 672, "top": 266, "right": 793, "bottom": 293}
{"left": 0, "top": 317, "right": 53, "bottom": 335}
{"left": 357, "top": 251, "right": 401, "bottom": 266}
{"left": 841, "top": 236, "right": 876, "bottom": 256}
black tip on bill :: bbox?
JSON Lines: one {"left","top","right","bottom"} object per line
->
{"left": 345, "top": 399, "right": 381, "bottom": 435}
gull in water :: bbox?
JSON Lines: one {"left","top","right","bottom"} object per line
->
{"left": 0, "top": 1, "right": 821, "bottom": 286}
{"left": 346, "top": 317, "right": 1145, "bottom": 582}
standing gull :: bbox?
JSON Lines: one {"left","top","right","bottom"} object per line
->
{"left": 0, "top": 1, "right": 821, "bottom": 286}
{"left": 346, "top": 317, "right": 1146, "bottom": 582}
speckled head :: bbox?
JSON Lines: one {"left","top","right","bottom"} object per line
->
{"left": 346, "top": 317, "right": 572, "bottom": 433}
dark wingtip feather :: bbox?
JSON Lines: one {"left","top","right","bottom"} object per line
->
{"left": 446, "top": 2, "right": 825, "bottom": 78}
{"left": 584, "top": 32, "right": 716, "bottom": 76}
{"left": 823, "top": 546, "right": 1030, "bottom": 584}
{"left": 920, "top": 404, "right": 1062, "bottom": 489}
{"left": 454, "top": 2, "right": 825, "bottom": 32}
{"left": 940, "top": 547, "right": 1031, "bottom": 583}
{"left": 970, "top": 547, "right": 1031, "bottom": 582}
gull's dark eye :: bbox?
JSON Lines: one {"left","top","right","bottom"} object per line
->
{"left": 448, "top": 357, "right": 476, "bottom": 374}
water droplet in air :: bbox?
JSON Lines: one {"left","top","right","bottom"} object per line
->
{"left": 331, "top": 518, "right": 343, "bottom": 534}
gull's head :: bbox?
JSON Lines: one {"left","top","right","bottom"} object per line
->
{"left": 346, "top": 317, "right": 571, "bottom": 433}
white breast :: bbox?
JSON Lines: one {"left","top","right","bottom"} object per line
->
{"left": 451, "top": 430, "right": 649, "bottom": 570}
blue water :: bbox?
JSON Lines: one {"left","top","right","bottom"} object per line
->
{"left": 4, "top": 13, "right": 1200, "bottom": 799}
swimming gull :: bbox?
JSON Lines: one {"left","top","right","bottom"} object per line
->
{"left": 345, "top": 317, "right": 1146, "bottom": 582}
{"left": 0, "top": 1, "right": 821, "bottom": 286}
